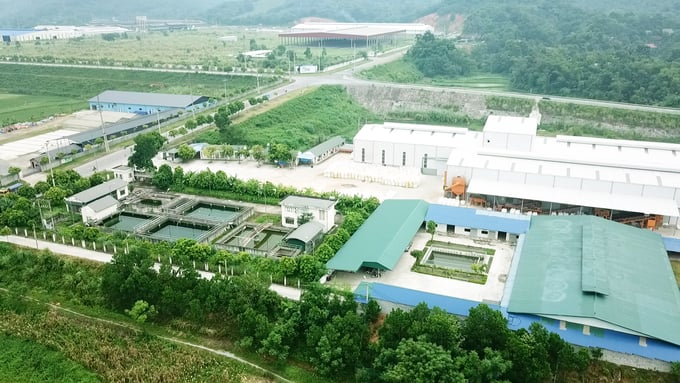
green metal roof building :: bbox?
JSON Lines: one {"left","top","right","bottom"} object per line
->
{"left": 326, "top": 199, "right": 429, "bottom": 272}
{"left": 508, "top": 215, "right": 680, "bottom": 346}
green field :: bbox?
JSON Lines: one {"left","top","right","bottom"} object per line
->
{"left": 0, "top": 333, "right": 100, "bottom": 383}
{"left": 0, "top": 93, "right": 86, "bottom": 126}
{"left": 359, "top": 58, "right": 509, "bottom": 90}
{"left": 0, "top": 63, "right": 274, "bottom": 125}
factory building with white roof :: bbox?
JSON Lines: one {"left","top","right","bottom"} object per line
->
{"left": 352, "top": 116, "right": 680, "bottom": 229}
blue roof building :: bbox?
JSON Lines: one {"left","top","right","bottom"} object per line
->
{"left": 425, "top": 204, "right": 531, "bottom": 243}
{"left": 89, "top": 90, "right": 211, "bottom": 115}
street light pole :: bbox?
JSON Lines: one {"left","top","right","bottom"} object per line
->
{"left": 45, "top": 141, "right": 55, "bottom": 187}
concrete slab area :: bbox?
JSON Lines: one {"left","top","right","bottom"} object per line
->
{"left": 155, "top": 153, "right": 444, "bottom": 202}
{"left": 0, "top": 129, "right": 79, "bottom": 160}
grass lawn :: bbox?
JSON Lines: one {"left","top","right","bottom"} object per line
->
{"left": 0, "top": 93, "right": 85, "bottom": 126}
{"left": 0, "top": 333, "right": 100, "bottom": 383}
{"left": 672, "top": 260, "right": 680, "bottom": 287}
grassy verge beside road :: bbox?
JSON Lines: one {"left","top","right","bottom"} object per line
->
{"left": 359, "top": 58, "right": 509, "bottom": 90}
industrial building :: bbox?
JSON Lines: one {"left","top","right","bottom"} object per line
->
{"left": 1, "top": 26, "right": 129, "bottom": 42}
{"left": 89, "top": 90, "right": 211, "bottom": 115}
{"left": 352, "top": 117, "right": 680, "bottom": 230}
{"left": 278, "top": 22, "right": 432, "bottom": 48}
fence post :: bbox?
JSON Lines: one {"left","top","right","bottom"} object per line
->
{"left": 92, "top": 242, "right": 96, "bottom": 251}
{"left": 218, "top": 264, "right": 221, "bottom": 274}
{"left": 71, "top": 238, "right": 75, "bottom": 246}
{"left": 61, "top": 236, "right": 65, "bottom": 244}
{"left": 284, "top": 276, "right": 287, "bottom": 286}
{"left": 24, "top": 229, "right": 27, "bottom": 237}
{"left": 231, "top": 267, "right": 233, "bottom": 276}
{"left": 14, "top": 227, "right": 18, "bottom": 235}
{"left": 205, "top": 262, "right": 209, "bottom": 271}
{"left": 42, "top": 232, "right": 46, "bottom": 240}
{"left": 298, "top": 279, "right": 300, "bottom": 288}
{"left": 169, "top": 256, "right": 172, "bottom": 265}
{"left": 81, "top": 240, "right": 86, "bottom": 248}
{"left": 103, "top": 244, "right": 107, "bottom": 252}
{"left": 270, "top": 275, "right": 273, "bottom": 283}
{"left": 52, "top": 233, "right": 56, "bottom": 242}
{"left": 113, "top": 244, "right": 117, "bottom": 254}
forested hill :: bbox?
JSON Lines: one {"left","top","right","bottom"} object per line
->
{"left": 435, "top": 0, "right": 680, "bottom": 16}
{"left": 0, "top": 0, "right": 441, "bottom": 27}
{"left": 456, "top": 1, "right": 680, "bottom": 106}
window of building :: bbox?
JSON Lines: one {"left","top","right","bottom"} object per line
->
{"left": 559, "top": 320, "right": 566, "bottom": 330}
{"left": 582, "top": 325, "right": 590, "bottom": 336}
{"left": 464, "top": 228, "right": 471, "bottom": 233}
{"left": 361, "top": 148, "right": 365, "bottom": 162}
{"left": 422, "top": 153, "right": 428, "bottom": 168}
{"left": 319, "top": 210, "right": 325, "bottom": 220}
{"left": 639, "top": 337, "right": 647, "bottom": 347}
{"left": 402, "top": 152, "right": 406, "bottom": 166}
{"left": 481, "top": 230, "right": 489, "bottom": 235}
{"left": 285, "top": 217, "right": 295, "bottom": 225}
{"left": 381, "top": 150, "right": 386, "bottom": 165}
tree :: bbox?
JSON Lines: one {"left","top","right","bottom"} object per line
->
{"left": 177, "top": 144, "right": 197, "bottom": 162}
{"left": 126, "top": 300, "right": 157, "bottom": 324}
{"left": 221, "top": 145, "right": 234, "bottom": 159}
{"left": 376, "top": 339, "right": 464, "bottom": 383}
{"left": 7, "top": 166, "right": 21, "bottom": 177}
{"left": 268, "top": 143, "right": 292, "bottom": 164}
{"left": 153, "top": 164, "right": 174, "bottom": 190}
{"left": 43, "top": 186, "right": 68, "bottom": 205}
{"left": 173, "top": 166, "right": 184, "bottom": 187}
{"left": 298, "top": 211, "right": 314, "bottom": 225}
{"left": 426, "top": 220, "right": 437, "bottom": 240}
{"left": 251, "top": 144, "right": 266, "bottom": 165}
{"left": 185, "top": 119, "right": 197, "bottom": 130}
{"left": 34, "top": 181, "right": 50, "bottom": 195}
{"left": 461, "top": 304, "right": 510, "bottom": 356}
{"left": 129, "top": 132, "right": 165, "bottom": 171}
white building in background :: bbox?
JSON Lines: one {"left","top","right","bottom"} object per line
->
{"left": 351, "top": 116, "right": 680, "bottom": 228}
{"left": 280, "top": 196, "right": 337, "bottom": 233}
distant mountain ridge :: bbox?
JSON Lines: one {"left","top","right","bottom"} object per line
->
{"left": 0, "top": 0, "right": 441, "bottom": 27}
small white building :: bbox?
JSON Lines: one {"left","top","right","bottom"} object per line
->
{"left": 65, "top": 178, "right": 129, "bottom": 213}
{"left": 81, "top": 195, "right": 119, "bottom": 225}
{"left": 112, "top": 165, "right": 135, "bottom": 182}
{"left": 297, "top": 64, "right": 318, "bottom": 74}
{"left": 280, "top": 196, "right": 336, "bottom": 233}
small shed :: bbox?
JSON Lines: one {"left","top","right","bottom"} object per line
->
{"left": 284, "top": 221, "right": 324, "bottom": 253}
{"left": 112, "top": 165, "right": 135, "bottom": 182}
{"left": 81, "top": 195, "right": 119, "bottom": 225}
{"left": 296, "top": 136, "right": 345, "bottom": 166}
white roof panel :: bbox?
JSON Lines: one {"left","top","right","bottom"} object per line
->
{"left": 483, "top": 115, "right": 538, "bottom": 135}
{"left": 467, "top": 178, "right": 679, "bottom": 217}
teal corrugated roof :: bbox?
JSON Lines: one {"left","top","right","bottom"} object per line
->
{"left": 307, "top": 136, "right": 345, "bottom": 157}
{"left": 508, "top": 215, "right": 680, "bottom": 346}
{"left": 326, "top": 199, "right": 429, "bottom": 272}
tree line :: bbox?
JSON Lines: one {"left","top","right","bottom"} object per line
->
{"left": 0, "top": 243, "right": 612, "bottom": 382}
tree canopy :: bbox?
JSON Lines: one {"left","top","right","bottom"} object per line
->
{"left": 128, "top": 132, "right": 165, "bottom": 171}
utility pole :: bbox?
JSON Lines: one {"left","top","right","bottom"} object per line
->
{"left": 223, "top": 78, "right": 227, "bottom": 100}
{"left": 45, "top": 141, "right": 56, "bottom": 186}
{"left": 156, "top": 109, "right": 161, "bottom": 134}
{"left": 96, "top": 95, "right": 110, "bottom": 152}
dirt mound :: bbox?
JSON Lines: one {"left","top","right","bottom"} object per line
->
{"left": 416, "top": 12, "right": 465, "bottom": 35}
